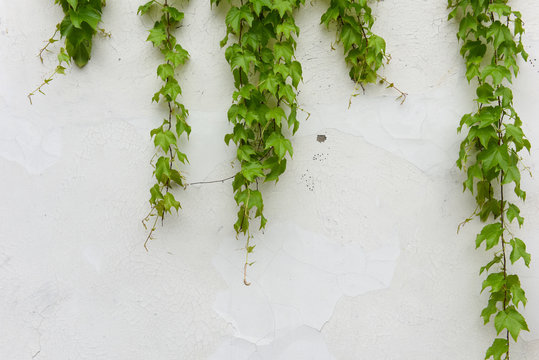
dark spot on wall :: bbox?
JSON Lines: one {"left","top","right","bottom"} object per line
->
{"left": 317, "top": 135, "right": 327, "bottom": 143}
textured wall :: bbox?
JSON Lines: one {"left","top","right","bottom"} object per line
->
{"left": 1, "top": 0, "right": 539, "bottom": 359}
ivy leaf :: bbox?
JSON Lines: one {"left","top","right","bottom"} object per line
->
{"left": 340, "top": 23, "right": 363, "bottom": 53}
{"left": 510, "top": 238, "right": 531, "bottom": 267}
{"left": 265, "top": 132, "right": 293, "bottom": 161}
{"left": 321, "top": 7, "right": 339, "bottom": 28}
{"left": 157, "top": 63, "right": 174, "bottom": 80}
{"left": 487, "top": 21, "right": 513, "bottom": 50}
{"left": 155, "top": 156, "right": 172, "bottom": 184}
{"left": 164, "top": 45, "right": 189, "bottom": 67}
{"left": 67, "top": 0, "right": 78, "bottom": 10}
{"left": 480, "top": 255, "right": 502, "bottom": 275}
{"left": 149, "top": 184, "right": 164, "bottom": 204}
{"left": 289, "top": 61, "right": 302, "bottom": 87}
{"left": 481, "top": 299, "right": 499, "bottom": 325}
{"left": 494, "top": 306, "right": 529, "bottom": 341}
{"left": 76, "top": 5, "right": 101, "bottom": 30}
{"left": 273, "top": 0, "right": 293, "bottom": 17}
{"left": 266, "top": 107, "right": 286, "bottom": 127}
{"left": 485, "top": 338, "right": 508, "bottom": 360}
{"left": 481, "top": 65, "right": 512, "bottom": 86}
{"left": 163, "top": 6, "right": 184, "bottom": 23}
{"left": 226, "top": 6, "right": 254, "bottom": 35}
{"left": 147, "top": 22, "right": 168, "bottom": 46}
{"left": 476, "top": 223, "right": 503, "bottom": 250}
{"left": 163, "top": 192, "right": 180, "bottom": 212}
{"left": 237, "top": 145, "right": 256, "bottom": 162}
{"left": 276, "top": 18, "right": 299, "bottom": 39}
{"left": 241, "top": 162, "right": 264, "bottom": 181}
{"left": 154, "top": 130, "right": 176, "bottom": 152}
{"left": 138, "top": 1, "right": 155, "bottom": 15}
{"left": 506, "top": 204, "right": 524, "bottom": 227}
{"left": 231, "top": 50, "right": 257, "bottom": 74}
{"left": 251, "top": 0, "right": 272, "bottom": 16}
{"left": 274, "top": 42, "right": 294, "bottom": 62}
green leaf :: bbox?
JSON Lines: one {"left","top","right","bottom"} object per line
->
{"left": 163, "top": 6, "right": 184, "bottom": 23}
{"left": 241, "top": 162, "right": 264, "bottom": 181}
{"left": 485, "top": 338, "right": 508, "bottom": 360}
{"left": 76, "top": 5, "right": 101, "bottom": 30}
{"left": 154, "top": 130, "right": 177, "bottom": 152}
{"left": 67, "top": 0, "right": 78, "bottom": 10}
{"left": 510, "top": 238, "right": 531, "bottom": 267}
{"left": 273, "top": 0, "right": 293, "bottom": 17}
{"left": 481, "top": 65, "right": 512, "bottom": 86}
{"left": 138, "top": 1, "right": 155, "bottom": 15}
{"left": 149, "top": 184, "right": 164, "bottom": 204}
{"left": 265, "top": 107, "right": 286, "bottom": 127}
{"left": 147, "top": 22, "right": 168, "bottom": 46}
{"left": 164, "top": 45, "right": 189, "bottom": 67}
{"left": 265, "top": 132, "right": 293, "bottom": 160}
{"left": 476, "top": 223, "right": 503, "bottom": 250}
{"left": 480, "top": 255, "right": 502, "bottom": 275}
{"left": 274, "top": 42, "right": 294, "bottom": 62}
{"left": 163, "top": 192, "right": 180, "bottom": 212}
{"left": 494, "top": 306, "right": 529, "bottom": 341}
{"left": 289, "top": 61, "right": 302, "bottom": 87}
{"left": 231, "top": 50, "right": 257, "bottom": 74}
{"left": 487, "top": 21, "right": 513, "bottom": 50}
{"left": 506, "top": 204, "right": 524, "bottom": 227}
{"left": 225, "top": 6, "right": 254, "bottom": 35}
{"left": 157, "top": 63, "right": 175, "bottom": 80}
{"left": 481, "top": 272, "right": 505, "bottom": 293}
{"left": 155, "top": 156, "right": 172, "bottom": 184}
{"left": 340, "top": 23, "right": 363, "bottom": 53}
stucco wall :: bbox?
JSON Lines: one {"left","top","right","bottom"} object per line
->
{"left": 1, "top": 0, "right": 539, "bottom": 359}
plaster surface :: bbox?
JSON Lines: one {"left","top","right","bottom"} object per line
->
{"left": 1, "top": 0, "right": 539, "bottom": 359}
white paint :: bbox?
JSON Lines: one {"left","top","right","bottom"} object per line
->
{"left": 1, "top": 0, "right": 539, "bottom": 359}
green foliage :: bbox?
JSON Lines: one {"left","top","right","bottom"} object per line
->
{"left": 449, "top": 0, "right": 530, "bottom": 358}
{"left": 213, "top": 0, "right": 304, "bottom": 284}
{"left": 140, "top": 0, "right": 190, "bottom": 250}
{"left": 321, "top": 0, "right": 405, "bottom": 102}
{"left": 28, "top": 1, "right": 106, "bottom": 103}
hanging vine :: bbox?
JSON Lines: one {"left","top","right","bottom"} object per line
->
{"left": 139, "top": 0, "right": 190, "bottom": 249}
{"left": 321, "top": 0, "right": 406, "bottom": 102}
{"left": 212, "top": 0, "right": 304, "bottom": 284}
{"left": 28, "top": 0, "right": 106, "bottom": 103}
{"left": 449, "top": 1, "right": 530, "bottom": 358}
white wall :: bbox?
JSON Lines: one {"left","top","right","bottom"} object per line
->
{"left": 1, "top": 0, "right": 539, "bottom": 359}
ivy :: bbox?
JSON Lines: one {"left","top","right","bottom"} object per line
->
{"left": 449, "top": 0, "right": 531, "bottom": 358}
{"left": 321, "top": 0, "right": 406, "bottom": 102}
{"left": 212, "top": 0, "right": 304, "bottom": 285}
{"left": 28, "top": 0, "right": 107, "bottom": 103}
{"left": 139, "top": 0, "right": 190, "bottom": 250}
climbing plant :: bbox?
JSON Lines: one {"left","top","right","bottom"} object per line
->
{"left": 321, "top": 0, "right": 405, "bottom": 102}
{"left": 28, "top": 0, "right": 107, "bottom": 103}
{"left": 449, "top": 0, "right": 531, "bottom": 358}
{"left": 139, "top": 0, "right": 190, "bottom": 249}
{"left": 211, "top": 0, "right": 304, "bottom": 284}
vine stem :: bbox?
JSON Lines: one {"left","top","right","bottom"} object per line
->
{"left": 27, "top": 66, "right": 63, "bottom": 104}
{"left": 38, "top": 27, "right": 60, "bottom": 63}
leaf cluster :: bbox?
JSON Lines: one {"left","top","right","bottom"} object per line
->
{"left": 55, "top": 0, "right": 105, "bottom": 68}
{"left": 321, "top": 0, "right": 386, "bottom": 84}
{"left": 214, "top": 0, "right": 304, "bottom": 240}
{"left": 449, "top": 0, "right": 530, "bottom": 358}
{"left": 139, "top": 0, "right": 190, "bottom": 246}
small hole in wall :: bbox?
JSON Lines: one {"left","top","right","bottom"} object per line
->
{"left": 317, "top": 134, "right": 327, "bottom": 143}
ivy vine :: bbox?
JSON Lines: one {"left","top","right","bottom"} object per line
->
{"left": 449, "top": 0, "right": 531, "bottom": 358}
{"left": 28, "top": 0, "right": 107, "bottom": 103}
{"left": 212, "top": 0, "right": 304, "bottom": 284}
{"left": 138, "top": 0, "right": 191, "bottom": 249}
{"left": 321, "top": 0, "right": 406, "bottom": 102}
